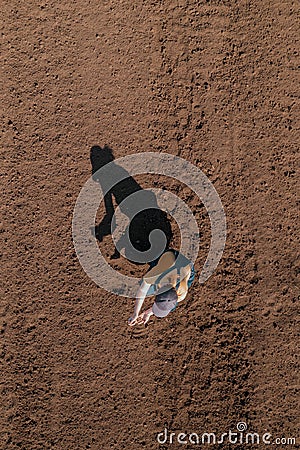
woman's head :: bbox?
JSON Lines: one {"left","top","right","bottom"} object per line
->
{"left": 152, "top": 284, "right": 178, "bottom": 318}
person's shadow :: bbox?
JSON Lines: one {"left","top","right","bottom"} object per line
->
{"left": 90, "top": 145, "right": 172, "bottom": 263}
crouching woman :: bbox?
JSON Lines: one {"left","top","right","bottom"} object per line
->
{"left": 128, "top": 249, "right": 195, "bottom": 326}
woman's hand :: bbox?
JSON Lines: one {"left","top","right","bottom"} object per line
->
{"left": 140, "top": 308, "right": 153, "bottom": 325}
{"left": 128, "top": 314, "right": 139, "bottom": 326}
{"left": 128, "top": 308, "right": 153, "bottom": 326}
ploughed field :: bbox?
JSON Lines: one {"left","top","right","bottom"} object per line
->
{"left": 1, "top": 1, "right": 299, "bottom": 449}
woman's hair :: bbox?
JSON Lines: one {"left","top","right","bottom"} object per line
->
{"left": 155, "top": 285, "right": 178, "bottom": 304}
{"left": 152, "top": 284, "right": 178, "bottom": 318}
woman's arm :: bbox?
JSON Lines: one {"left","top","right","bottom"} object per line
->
{"left": 128, "top": 280, "right": 150, "bottom": 326}
{"left": 177, "top": 266, "right": 191, "bottom": 302}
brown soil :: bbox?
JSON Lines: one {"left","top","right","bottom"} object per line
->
{"left": 1, "top": 1, "right": 299, "bottom": 449}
